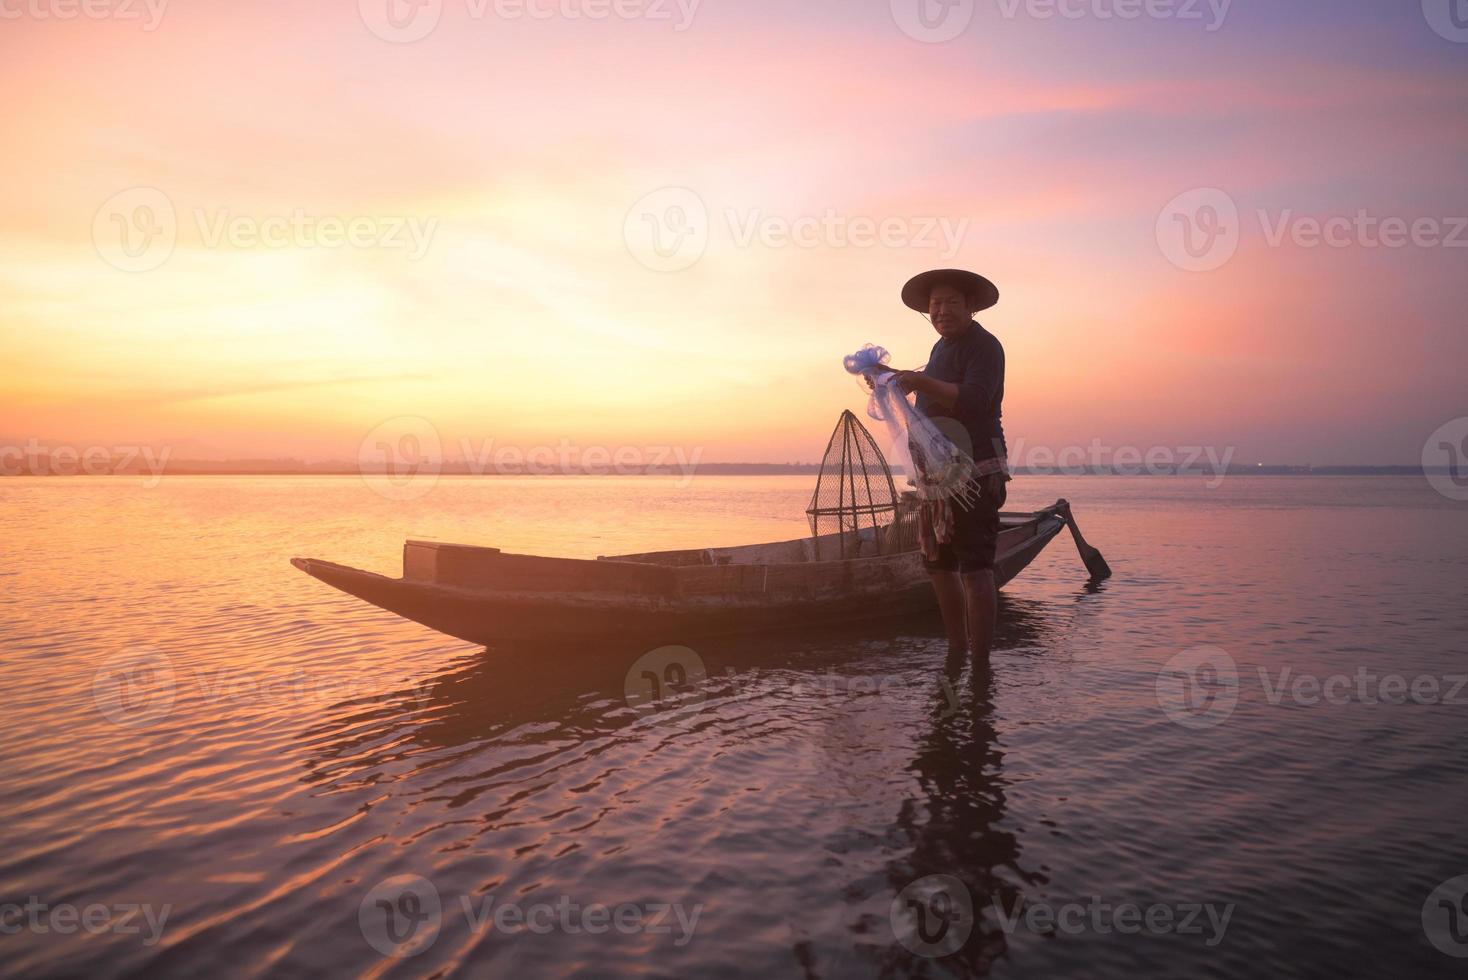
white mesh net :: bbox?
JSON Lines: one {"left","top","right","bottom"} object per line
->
{"left": 843, "top": 344, "right": 981, "bottom": 505}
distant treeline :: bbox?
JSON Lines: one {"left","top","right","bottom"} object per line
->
{"left": 0, "top": 456, "right": 1453, "bottom": 477}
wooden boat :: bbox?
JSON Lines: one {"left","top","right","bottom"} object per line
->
{"left": 291, "top": 498, "right": 1108, "bottom": 649}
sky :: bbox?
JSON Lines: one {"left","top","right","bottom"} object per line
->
{"left": 1, "top": 0, "right": 1465, "bottom": 466}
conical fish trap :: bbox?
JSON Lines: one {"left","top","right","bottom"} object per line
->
{"left": 807, "top": 410, "right": 915, "bottom": 560}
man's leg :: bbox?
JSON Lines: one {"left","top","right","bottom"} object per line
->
{"left": 962, "top": 569, "right": 997, "bottom": 663}
{"left": 928, "top": 570, "right": 968, "bottom": 655}
{"left": 958, "top": 473, "right": 1007, "bottom": 665}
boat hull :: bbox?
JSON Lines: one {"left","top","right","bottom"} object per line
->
{"left": 292, "top": 507, "right": 1066, "bottom": 649}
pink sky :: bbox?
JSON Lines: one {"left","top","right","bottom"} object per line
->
{"left": 2, "top": 0, "right": 1464, "bottom": 465}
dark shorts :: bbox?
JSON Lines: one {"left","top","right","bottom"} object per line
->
{"left": 923, "top": 473, "right": 1009, "bottom": 574}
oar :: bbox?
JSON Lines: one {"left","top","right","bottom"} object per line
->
{"left": 1055, "top": 499, "right": 1112, "bottom": 580}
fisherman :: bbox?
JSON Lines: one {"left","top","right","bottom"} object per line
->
{"left": 887, "top": 269, "right": 1009, "bottom": 665}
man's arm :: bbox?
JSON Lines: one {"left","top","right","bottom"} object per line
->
{"left": 952, "top": 337, "right": 1003, "bottom": 420}
{"left": 894, "top": 371, "right": 960, "bottom": 410}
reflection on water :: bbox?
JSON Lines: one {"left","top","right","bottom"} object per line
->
{"left": 881, "top": 654, "right": 1039, "bottom": 977}
{"left": 2, "top": 476, "right": 1467, "bottom": 978}
{"left": 294, "top": 598, "right": 1074, "bottom": 978}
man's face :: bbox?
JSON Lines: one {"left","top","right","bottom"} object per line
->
{"left": 928, "top": 284, "right": 973, "bottom": 338}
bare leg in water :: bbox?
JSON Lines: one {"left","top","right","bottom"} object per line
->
{"left": 931, "top": 568, "right": 999, "bottom": 667}
{"left": 962, "top": 569, "right": 998, "bottom": 666}
{"left": 928, "top": 570, "right": 968, "bottom": 656}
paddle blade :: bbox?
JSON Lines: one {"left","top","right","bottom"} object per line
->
{"left": 1080, "top": 545, "right": 1112, "bottom": 581}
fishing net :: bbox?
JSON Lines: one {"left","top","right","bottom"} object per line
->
{"left": 806, "top": 410, "right": 918, "bottom": 560}
{"left": 842, "top": 344, "right": 982, "bottom": 505}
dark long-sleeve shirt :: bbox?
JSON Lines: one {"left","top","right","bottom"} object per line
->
{"left": 914, "top": 321, "right": 1006, "bottom": 462}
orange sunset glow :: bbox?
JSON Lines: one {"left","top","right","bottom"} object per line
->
{"left": 6, "top": 6, "right": 1468, "bottom": 980}
{"left": 2, "top": 1, "right": 1465, "bottom": 466}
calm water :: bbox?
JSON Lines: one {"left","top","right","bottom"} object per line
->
{"left": 2, "top": 475, "right": 1466, "bottom": 978}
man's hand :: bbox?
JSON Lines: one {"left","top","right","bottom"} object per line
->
{"left": 893, "top": 370, "right": 925, "bottom": 395}
{"left": 861, "top": 366, "right": 900, "bottom": 391}
{"left": 869, "top": 369, "right": 959, "bottom": 411}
